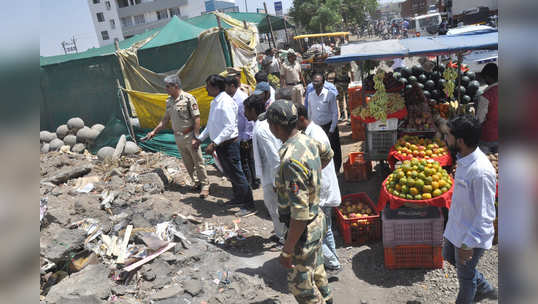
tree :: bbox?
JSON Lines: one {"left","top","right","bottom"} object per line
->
{"left": 290, "top": 0, "right": 378, "bottom": 33}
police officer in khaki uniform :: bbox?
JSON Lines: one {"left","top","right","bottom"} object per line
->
{"left": 261, "top": 99, "right": 333, "bottom": 304}
{"left": 280, "top": 49, "right": 306, "bottom": 105}
{"left": 143, "top": 75, "right": 210, "bottom": 198}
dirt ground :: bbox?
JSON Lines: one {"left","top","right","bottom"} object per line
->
{"left": 40, "top": 121, "right": 498, "bottom": 304}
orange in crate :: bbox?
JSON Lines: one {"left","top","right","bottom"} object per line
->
{"left": 344, "top": 152, "right": 371, "bottom": 182}
{"left": 384, "top": 245, "right": 443, "bottom": 269}
{"left": 335, "top": 193, "right": 381, "bottom": 246}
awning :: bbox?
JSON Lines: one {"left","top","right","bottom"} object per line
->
{"left": 293, "top": 32, "right": 351, "bottom": 40}
{"left": 326, "top": 31, "right": 498, "bottom": 63}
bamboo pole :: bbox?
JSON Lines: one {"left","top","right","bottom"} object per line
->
{"left": 263, "top": 2, "right": 277, "bottom": 48}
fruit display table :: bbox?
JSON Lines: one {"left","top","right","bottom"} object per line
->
{"left": 386, "top": 135, "right": 453, "bottom": 170}
{"left": 377, "top": 176, "right": 454, "bottom": 211}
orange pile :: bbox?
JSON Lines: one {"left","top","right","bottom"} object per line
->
{"left": 394, "top": 135, "right": 448, "bottom": 159}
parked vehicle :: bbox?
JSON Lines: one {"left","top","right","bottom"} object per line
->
{"left": 407, "top": 13, "right": 442, "bottom": 37}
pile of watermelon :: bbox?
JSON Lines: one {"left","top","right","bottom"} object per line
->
{"left": 394, "top": 64, "right": 481, "bottom": 104}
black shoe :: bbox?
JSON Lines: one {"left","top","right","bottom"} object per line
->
{"left": 474, "top": 287, "right": 498, "bottom": 302}
{"left": 325, "top": 265, "right": 343, "bottom": 276}
{"left": 235, "top": 208, "right": 257, "bottom": 217}
{"left": 222, "top": 200, "right": 243, "bottom": 207}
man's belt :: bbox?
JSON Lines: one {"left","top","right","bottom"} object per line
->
{"left": 240, "top": 139, "right": 253, "bottom": 150}
{"left": 217, "top": 137, "right": 238, "bottom": 147}
{"left": 287, "top": 82, "right": 301, "bottom": 86}
{"left": 182, "top": 126, "right": 193, "bottom": 135}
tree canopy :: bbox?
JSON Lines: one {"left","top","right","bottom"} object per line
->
{"left": 290, "top": 0, "right": 378, "bottom": 32}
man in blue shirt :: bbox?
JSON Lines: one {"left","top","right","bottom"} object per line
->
{"left": 443, "top": 115, "right": 498, "bottom": 303}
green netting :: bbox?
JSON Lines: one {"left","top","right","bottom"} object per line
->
{"left": 186, "top": 12, "right": 294, "bottom": 33}
{"left": 90, "top": 117, "right": 214, "bottom": 165}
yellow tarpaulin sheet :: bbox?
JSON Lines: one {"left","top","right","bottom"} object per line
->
{"left": 125, "top": 87, "right": 213, "bottom": 129}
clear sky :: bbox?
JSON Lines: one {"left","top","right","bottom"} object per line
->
{"left": 40, "top": 0, "right": 99, "bottom": 57}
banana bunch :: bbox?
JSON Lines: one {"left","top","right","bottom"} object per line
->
{"left": 355, "top": 70, "right": 404, "bottom": 121}
{"left": 443, "top": 67, "right": 458, "bottom": 99}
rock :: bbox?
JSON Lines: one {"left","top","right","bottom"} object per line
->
{"left": 150, "top": 285, "right": 184, "bottom": 301}
{"left": 113, "top": 135, "right": 126, "bottom": 160}
{"left": 63, "top": 135, "right": 77, "bottom": 147}
{"left": 67, "top": 117, "right": 85, "bottom": 131}
{"left": 142, "top": 270, "right": 156, "bottom": 282}
{"left": 76, "top": 127, "right": 92, "bottom": 142}
{"left": 183, "top": 279, "right": 202, "bottom": 296}
{"left": 138, "top": 172, "right": 165, "bottom": 193}
{"left": 97, "top": 147, "right": 115, "bottom": 161}
{"left": 151, "top": 168, "right": 169, "bottom": 186}
{"left": 40, "top": 227, "right": 86, "bottom": 261}
{"left": 55, "top": 295, "right": 102, "bottom": 304}
{"left": 45, "top": 164, "right": 93, "bottom": 185}
{"left": 123, "top": 141, "right": 140, "bottom": 155}
{"left": 41, "top": 143, "right": 50, "bottom": 153}
{"left": 131, "top": 213, "right": 151, "bottom": 228}
{"left": 40, "top": 130, "right": 56, "bottom": 143}
{"left": 91, "top": 124, "right": 105, "bottom": 133}
{"left": 45, "top": 264, "right": 111, "bottom": 303}
{"left": 72, "top": 143, "right": 86, "bottom": 154}
{"left": 56, "top": 124, "right": 69, "bottom": 139}
{"left": 49, "top": 138, "right": 64, "bottom": 151}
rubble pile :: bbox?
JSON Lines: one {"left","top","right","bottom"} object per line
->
{"left": 40, "top": 149, "right": 284, "bottom": 304}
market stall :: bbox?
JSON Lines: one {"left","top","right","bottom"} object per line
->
{"left": 330, "top": 31, "right": 498, "bottom": 269}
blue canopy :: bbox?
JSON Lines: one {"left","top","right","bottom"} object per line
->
{"left": 327, "top": 31, "right": 498, "bottom": 63}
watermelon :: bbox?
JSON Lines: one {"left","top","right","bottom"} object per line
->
{"left": 461, "top": 76, "right": 470, "bottom": 87}
{"left": 431, "top": 89, "right": 440, "bottom": 98}
{"left": 405, "top": 84, "right": 413, "bottom": 91}
{"left": 465, "top": 71, "right": 476, "bottom": 80}
{"left": 393, "top": 72, "right": 401, "bottom": 80}
{"left": 399, "top": 77, "right": 408, "bottom": 85}
{"left": 423, "top": 90, "right": 431, "bottom": 98}
{"left": 418, "top": 74, "right": 428, "bottom": 83}
{"left": 457, "top": 86, "right": 466, "bottom": 95}
{"left": 437, "top": 79, "right": 446, "bottom": 88}
{"left": 462, "top": 95, "right": 472, "bottom": 104}
{"left": 412, "top": 65, "right": 423, "bottom": 76}
{"left": 425, "top": 80, "right": 435, "bottom": 89}
{"left": 430, "top": 98, "right": 438, "bottom": 104}
{"left": 401, "top": 67, "right": 412, "bottom": 78}
{"left": 430, "top": 71, "right": 441, "bottom": 82}
{"left": 408, "top": 76, "right": 417, "bottom": 84}
{"left": 417, "top": 83, "right": 424, "bottom": 89}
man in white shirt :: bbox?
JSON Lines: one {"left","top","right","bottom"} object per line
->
{"left": 443, "top": 115, "right": 498, "bottom": 303}
{"left": 307, "top": 72, "right": 342, "bottom": 173}
{"left": 225, "top": 76, "right": 259, "bottom": 190}
{"left": 243, "top": 94, "right": 287, "bottom": 244}
{"left": 296, "top": 103, "right": 342, "bottom": 274}
{"left": 193, "top": 75, "right": 255, "bottom": 217}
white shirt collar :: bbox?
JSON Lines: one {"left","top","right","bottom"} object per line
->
{"left": 314, "top": 87, "right": 328, "bottom": 97}
{"left": 456, "top": 147, "right": 481, "bottom": 167}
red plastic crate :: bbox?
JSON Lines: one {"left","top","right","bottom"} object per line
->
{"left": 382, "top": 206, "right": 444, "bottom": 247}
{"left": 343, "top": 152, "right": 372, "bottom": 182}
{"left": 384, "top": 245, "right": 443, "bottom": 269}
{"left": 335, "top": 193, "right": 381, "bottom": 246}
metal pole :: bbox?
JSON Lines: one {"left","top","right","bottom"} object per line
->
{"left": 116, "top": 79, "right": 137, "bottom": 145}
{"left": 244, "top": 0, "right": 248, "bottom": 12}
{"left": 263, "top": 2, "right": 277, "bottom": 49}
{"left": 283, "top": 16, "right": 290, "bottom": 45}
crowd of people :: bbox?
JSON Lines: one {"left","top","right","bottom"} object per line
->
{"left": 142, "top": 45, "right": 498, "bottom": 303}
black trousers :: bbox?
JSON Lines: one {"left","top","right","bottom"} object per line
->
{"left": 321, "top": 123, "right": 342, "bottom": 174}
{"left": 240, "top": 139, "right": 259, "bottom": 189}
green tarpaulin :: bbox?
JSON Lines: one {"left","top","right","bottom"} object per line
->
{"left": 186, "top": 12, "right": 294, "bottom": 33}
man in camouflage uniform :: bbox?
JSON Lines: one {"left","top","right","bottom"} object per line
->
{"left": 261, "top": 99, "right": 334, "bottom": 304}
{"left": 143, "top": 75, "right": 209, "bottom": 198}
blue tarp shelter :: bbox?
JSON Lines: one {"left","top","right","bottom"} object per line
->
{"left": 326, "top": 31, "right": 498, "bottom": 63}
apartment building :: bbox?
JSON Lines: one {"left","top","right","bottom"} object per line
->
{"left": 87, "top": 0, "right": 214, "bottom": 46}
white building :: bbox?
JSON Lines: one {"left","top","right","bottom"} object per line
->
{"left": 87, "top": 0, "right": 216, "bottom": 47}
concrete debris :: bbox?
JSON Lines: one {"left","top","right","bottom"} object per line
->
{"left": 183, "top": 279, "right": 203, "bottom": 297}
{"left": 137, "top": 172, "right": 165, "bottom": 194}
{"left": 150, "top": 285, "right": 184, "bottom": 301}
{"left": 45, "top": 164, "right": 93, "bottom": 185}
{"left": 40, "top": 225, "right": 87, "bottom": 261}
{"left": 40, "top": 198, "right": 48, "bottom": 225}
{"left": 113, "top": 135, "right": 126, "bottom": 160}
{"left": 67, "top": 117, "right": 85, "bottom": 131}
{"left": 72, "top": 143, "right": 86, "bottom": 154}
{"left": 45, "top": 264, "right": 111, "bottom": 303}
